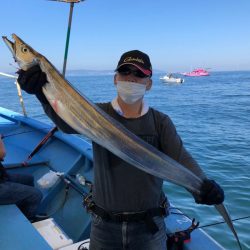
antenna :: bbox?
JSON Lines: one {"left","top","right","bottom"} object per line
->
{"left": 47, "top": 0, "right": 85, "bottom": 76}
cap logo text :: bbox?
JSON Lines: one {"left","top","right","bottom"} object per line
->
{"left": 124, "top": 57, "right": 144, "bottom": 64}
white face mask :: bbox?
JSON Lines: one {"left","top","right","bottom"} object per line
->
{"left": 116, "top": 81, "right": 146, "bottom": 104}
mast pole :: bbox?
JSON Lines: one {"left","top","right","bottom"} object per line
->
{"left": 62, "top": 2, "right": 74, "bottom": 76}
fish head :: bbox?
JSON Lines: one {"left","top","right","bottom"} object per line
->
{"left": 2, "top": 34, "right": 39, "bottom": 70}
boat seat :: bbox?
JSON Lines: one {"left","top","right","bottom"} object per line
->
{"left": 0, "top": 204, "right": 52, "bottom": 250}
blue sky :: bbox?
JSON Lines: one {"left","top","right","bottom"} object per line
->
{"left": 0, "top": 0, "right": 250, "bottom": 73}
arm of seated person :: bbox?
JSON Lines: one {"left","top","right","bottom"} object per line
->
{"left": 0, "top": 136, "right": 6, "bottom": 160}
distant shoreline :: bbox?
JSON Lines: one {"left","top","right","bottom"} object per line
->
{"left": 2, "top": 69, "right": 250, "bottom": 76}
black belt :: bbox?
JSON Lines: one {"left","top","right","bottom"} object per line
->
{"left": 84, "top": 195, "right": 169, "bottom": 234}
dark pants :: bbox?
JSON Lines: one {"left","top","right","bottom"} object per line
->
{"left": 0, "top": 174, "right": 43, "bottom": 219}
{"left": 89, "top": 214, "right": 167, "bottom": 250}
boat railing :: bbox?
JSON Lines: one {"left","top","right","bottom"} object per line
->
{"left": 0, "top": 71, "right": 27, "bottom": 116}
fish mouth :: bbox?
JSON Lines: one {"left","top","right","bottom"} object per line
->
{"left": 2, "top": 35, "right": 15, "bottom": 56}
{"left": 2, "top": 33, "right": 29, "bottom": 57}
{"left": 2, "top": 34, "right": 38, "bottom": 70}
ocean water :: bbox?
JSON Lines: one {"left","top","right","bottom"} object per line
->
{"left": 0, "top": 71, "right": 249, "bottom": 249}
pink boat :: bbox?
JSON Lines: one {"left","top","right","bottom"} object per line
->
{"left": 181, "top": 68, "right": 209, "bottom": 77}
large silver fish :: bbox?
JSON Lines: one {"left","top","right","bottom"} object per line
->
{"left": 2, "top": 34, "right": 241, "bottom": 249}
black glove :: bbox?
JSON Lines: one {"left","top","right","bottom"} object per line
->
{"left": 194, "top": 179, "right": 224, "bottom": 205}
{"left": 17, "top": 65, "right": 48, "bottom": 104}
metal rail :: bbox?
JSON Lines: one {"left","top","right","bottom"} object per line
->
{"left": 0, "top": 72, "right": 27, "bottom": 116}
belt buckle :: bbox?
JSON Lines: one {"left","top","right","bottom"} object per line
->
{"left": 114, "top": 213, "right": 124, "bottom": 222}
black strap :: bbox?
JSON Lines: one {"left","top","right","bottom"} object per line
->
{"left": 90, "top": 204, "right": 168, "bottom": 222}
{"left": 83, "top": 196, "right": 169, "bottom": 234}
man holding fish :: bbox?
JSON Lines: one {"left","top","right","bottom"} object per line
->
{"left": 16, "top": 49, "right": 224, "bottom": 250}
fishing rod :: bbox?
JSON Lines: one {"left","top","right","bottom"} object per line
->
{"left": 22, "top": 126, "right": 58, "bottom": 166}
{"left": 170, "top": 207, "right": 249, "bottom": 230}
{"left": 199, "top": 215, "right": 250, "bottom": 229}
{"left": 0, "top": 72, "right": 27, "bottom": 116}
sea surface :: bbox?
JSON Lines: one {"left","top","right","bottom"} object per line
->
{"left": 0, "top": 71, "right": 249, "bottom": 250}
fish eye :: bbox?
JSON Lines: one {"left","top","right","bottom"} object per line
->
{"left": 21, "top": 46, "right": 29, "bottom": 53}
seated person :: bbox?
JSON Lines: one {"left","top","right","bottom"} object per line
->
{"left": 0, "top": 135, "right": 43, "bottom": 221}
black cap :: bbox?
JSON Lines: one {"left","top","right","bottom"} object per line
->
{"left": 115, "top": 50, "right": 152, "bottom": 76}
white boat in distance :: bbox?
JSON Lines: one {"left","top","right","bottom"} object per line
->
{"left": 160, "top": 74, "right": 184, "bottom": 84}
